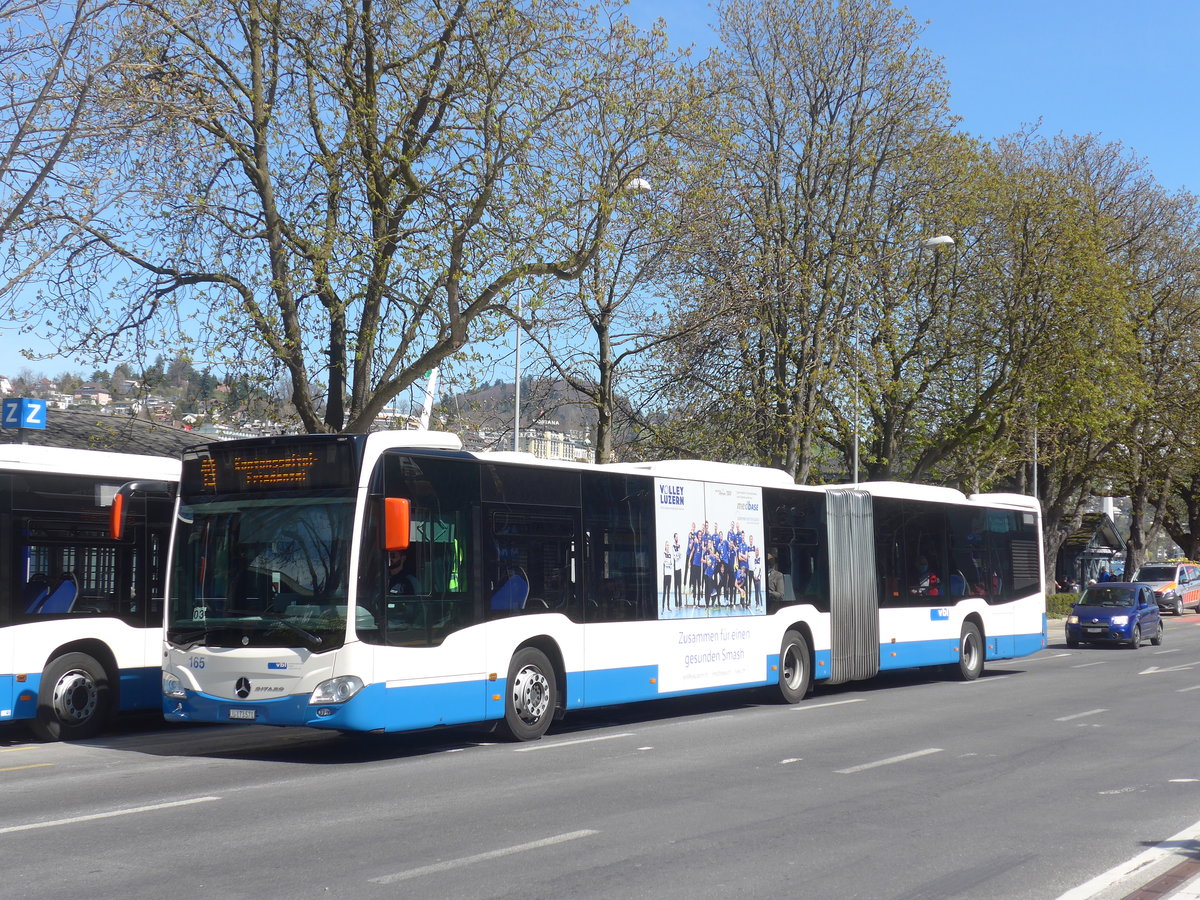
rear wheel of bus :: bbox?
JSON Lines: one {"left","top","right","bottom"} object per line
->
{"left": 32, "top": 651, "right": 113, "bottom": 741}
{"left": 777, "top": 629, "right": 811, "bottom": 703}
{"left": 500, "top": 647, "right": 556, "bottom": 741}
{"left": 956, "top": 622, "right": 984, "bottom": 681}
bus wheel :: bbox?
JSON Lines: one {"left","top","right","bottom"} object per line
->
{"left": 500, "top": 647, "right": 556, "bottom": 741}
{"left": 777, "top": 630, "right": 811, "bottom": 703}
{"left": 32, "top": 652, "right": 112, "bottom": 741}
{"left": 956, "top": 623, "right": 984, "bottom": 681}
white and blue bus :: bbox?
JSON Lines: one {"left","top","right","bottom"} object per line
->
{"left": 1, "top": 444, "right": 178, "bottom": 739}
{"left": 160, "top": 431, "right": 1046, "bottom": 740}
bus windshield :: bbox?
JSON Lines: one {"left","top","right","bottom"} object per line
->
{"left": 168, "top": 494, "right": 356, "bottom": 650}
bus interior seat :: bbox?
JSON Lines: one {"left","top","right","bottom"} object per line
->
{"left": 20, "top": 577, "right": 50, "bottom": 613}
{"left": 949, "top": 571, "right": 967, "bottom": 597}
{"left": 489, "top": 568, "right": 529, "bottom": 611}
{"left": 781, "top": 573, "right": 796, "bottom": 605}
{"left": 33, "top": 574, "right": 79, "bottom": 614}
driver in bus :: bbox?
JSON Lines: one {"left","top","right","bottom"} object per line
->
{"left": 911, "top": 554, "right": 941, "bottom": 597}
{"left": 388, "top": 549, "right": 421, "bottom": 594}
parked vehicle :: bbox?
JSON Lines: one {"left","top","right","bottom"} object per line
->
{"left": 1132, "top": 560, "right": 1200, "bottom": 616}
{"left": 1065, "top": 582, "right": 1162, "bottom": 648}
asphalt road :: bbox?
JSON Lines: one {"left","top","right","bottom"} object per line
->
{"left": 5, "top": 617, "right": 1200, "bottom": 899}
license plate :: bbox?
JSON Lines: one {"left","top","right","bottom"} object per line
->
{"left": 228, "top": 708, "right": 256, "bottom": 721}
{"left": 1084, "top": 627, "right": 1105, "bottom": 634}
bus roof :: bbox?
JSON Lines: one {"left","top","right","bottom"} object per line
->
{"left": 0, "top": 443, "right": 181, "bottom": 480}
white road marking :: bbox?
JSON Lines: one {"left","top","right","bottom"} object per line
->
{"left": 956, "top": 673, "right": 1013, "bottom": 684}
{"left": 1055, "top": 709, "right": 1108, "bottom": 722}
{"left": 780, "top": 758, "right": 802, "bottom": 765}
{"left": 1139, "top": 663, "right": 1200, "bottom": 675}
{"left": 1056, "top": 816, "right": 1200, "bottom": 899}
{"left": 835, "top": 748, "right": 943, "bottom": 774}
{"left": 369, "top": 830, "right": 599, "bottom": 884}
{"left": 1070, "top": 661, "right": 1107, "bottom": 669}
{"left": 1176, "top": 685, "right": 1200, "bottom": 693}
{"left": 990, "top": 652, "right": 1072, "bottom": 665}
{"left": 513, "top": 733, "right": 634, "bottom": 752}
{"left": 0, "top": 796, "right": 220, "bottom": 835}
{"left": 1153, "top": 648, "right": 1182, "bottom": 655}
{"left": 791, "top": 698, "right": 866, "bottom": 711}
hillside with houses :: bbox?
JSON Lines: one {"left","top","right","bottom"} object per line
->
{"left": 1, "top": 361, "right": 603, "bottom": 462}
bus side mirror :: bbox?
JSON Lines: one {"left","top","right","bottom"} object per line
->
{"left": 383, "top": 498, "right": 410, "bottom": 551}
{"left": 111, "top": 491, "right": 127, "bottom": 540}
{"left": 111, "top": 480, "right": 175, "bottom": 540}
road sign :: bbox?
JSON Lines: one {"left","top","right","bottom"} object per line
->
{"left": 1, "top": 397, "right": 48, "bottom": 430}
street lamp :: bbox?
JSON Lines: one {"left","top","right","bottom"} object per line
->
{"left": 851, "top": 235, "right": 955, "bottom": 484}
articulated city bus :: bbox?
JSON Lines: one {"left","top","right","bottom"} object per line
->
{"left": 1, "top": 444, "right": 178, "bottom": 739}
{"left": 159, "top": 431, "right": 1045, "bottom": 740}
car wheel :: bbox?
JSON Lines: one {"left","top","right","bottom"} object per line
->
{"left": 1174, "top": 598, "right": 1183, "bottom": 616}
{"left": 1151, "top": 621, "right": 1163, "bottom": 646}
{"left": 1128, "top": 625, "right": 1141, "bottom": 649}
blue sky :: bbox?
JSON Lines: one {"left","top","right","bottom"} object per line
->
{"left": 3, "top": 0, "right": 1196, "bottom": 380}
{"left": 627, "top": 0, "right": 1197, "bottom": 193}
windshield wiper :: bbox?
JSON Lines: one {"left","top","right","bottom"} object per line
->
{"left": 170, "top": 628, "right": 210, "bottom": 651}
{"left": 262, "top": 614, "right": 325, "bottom": 648}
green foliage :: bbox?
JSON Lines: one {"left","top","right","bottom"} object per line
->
{"left": 1046, "top": 593, "right": 1079, "bottom": 618}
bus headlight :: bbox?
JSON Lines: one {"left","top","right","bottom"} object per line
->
{"left": 310, "top": 675, "right": 364, "bottom": 705}
{"left": 162, "top": 672, "right": 187, "bottom": 699}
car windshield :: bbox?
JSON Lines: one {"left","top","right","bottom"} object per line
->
{"left": 1080, "top": 587, "right": 1136, "bottom": 608}
{"left": 168, "top": 494, "right": 355, "bottom": 650}
{"left": 1135, "top": 565, "right": 1176, "bottom": 582}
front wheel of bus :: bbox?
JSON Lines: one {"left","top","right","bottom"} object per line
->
{"left": 32, "top": 652, "right": 112, "bottom": 741}
{"left": 500, "top": 647, "right": 557, "bottom": 741}
{"left": 777, "top": 630, "right": 811, "bottom": 703}
{"left": 956, "top": 623, "right": 984, "bottom": 681}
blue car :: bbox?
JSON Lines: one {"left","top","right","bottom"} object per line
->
{"left": 1065, "top": 582, "right": 1162, "bottom": 648}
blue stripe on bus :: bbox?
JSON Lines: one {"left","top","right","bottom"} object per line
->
{"left": 876, "top": 630, "right": 1046, "bottom": 670}
{"left": 1, "top": 665, "right": 160, "bottom": 722}
{"left": 164, "top": 631, "right": 1046, "bottom": 731}
{"left": 878, "top": 638, "right": 961, "bottom": 670}
{"left": 1012, "top": 630, "right": 1047, "bottom": 657}
{"left": 1, "top": 674, "right": 14, "bottom": 719}
{"left": 118, "top": 666, "right": 162, "bottom": 712}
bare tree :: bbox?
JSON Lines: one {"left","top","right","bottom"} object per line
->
{"left": 0, "top": 0, "right": 130, "bottom": 304}
{"left": 651, "top": 0, "right": 955, "bottom": 480}
{"left": 23, "top": 0, "right": 672, "bottom": 433}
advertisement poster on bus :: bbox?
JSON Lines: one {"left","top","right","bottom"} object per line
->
{"left": 653, "top": 477, "right": 766, "bottom": 621}
{"left": 653, "top": 478, "right": 766, "bottom": 692}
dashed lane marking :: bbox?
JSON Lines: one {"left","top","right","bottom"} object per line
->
{"left": 369, "top": 830, "right": 599, "bottom": 884}
{"left": 0, "top": 796, "right": 219, "bottom": 835}
{"left": 512, "top": 733, "right": 634, "bottom": 752}
{"left": 1055, "top": 709, "right": 1108, "bottom": 722}
{"left": 835, "top": 748, "right": 943, "bottom": 775}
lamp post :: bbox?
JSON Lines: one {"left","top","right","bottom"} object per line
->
{"left": 513, "top": 285, "right": 522, "bottom": 452}
{"left": 851, "top": 234, "right": 955, "bottom": 484}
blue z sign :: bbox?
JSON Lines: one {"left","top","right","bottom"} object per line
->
{"left": 2, "top": 398, "right": 48, "bottom": 430}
